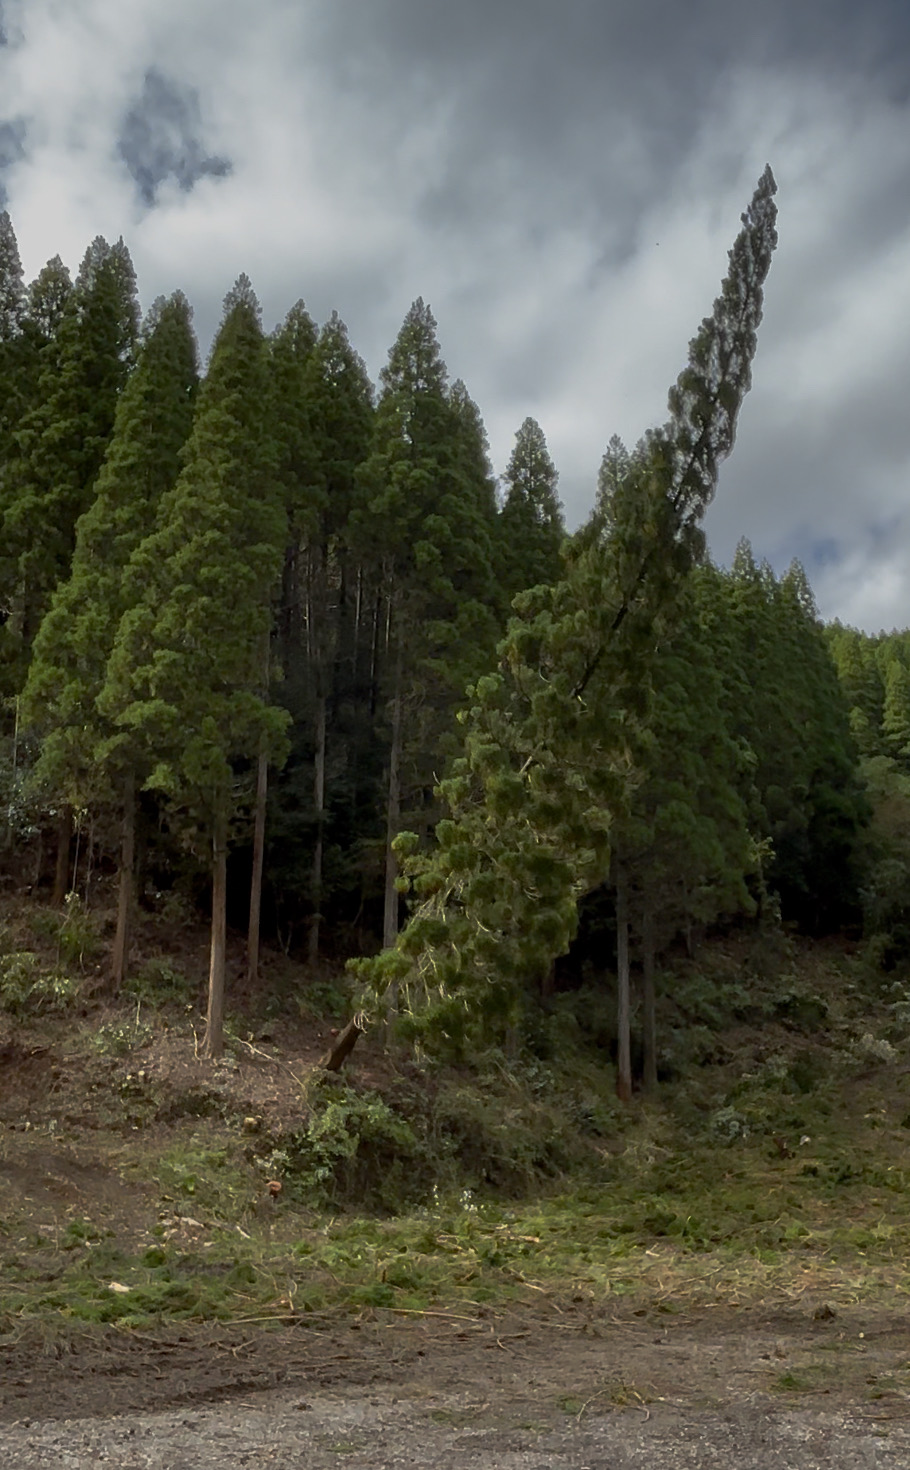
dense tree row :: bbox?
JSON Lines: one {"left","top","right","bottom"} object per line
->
{"left": 0, "top": 172, "right": 884, "bottom": 1085}
{"left": 0, "top": 211, "right": 564, "bottom": 1054}
{"left": 827, "top": 624, "right": 910, "bottom": 967}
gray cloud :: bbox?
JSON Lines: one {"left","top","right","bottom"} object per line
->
{"left": 117, "top": 67, "right": 231, "bottom": 207}
{"left": 1, "top": 0, "right": 909, "bottom": 628}
{"left": 0, "top": 115, "right": 25, "bottom": 205}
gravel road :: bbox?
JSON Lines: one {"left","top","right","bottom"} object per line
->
{"left": 1, "top": 1386, "right": 908, "bottom": 1468}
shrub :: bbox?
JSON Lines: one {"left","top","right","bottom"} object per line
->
{"left": 0, "top": 952, "right": 81, "bottom": 1015}
{"left": 123, "top": 959, "right": 195, "bottom": 1008}
{"left": 92, "top": 1019, "right": 154, "bottom": 1056}
{"left": 57, "top": 894, "right": 103, "bottom": 969}
{"left": 273, "top": 1085, "right": 431, "bottom": 1212}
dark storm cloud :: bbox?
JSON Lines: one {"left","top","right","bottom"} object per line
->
{"left": 312, "top": 0, "right": 910, "bottom": 228}
{"left": 0, "top": 116, "right": 26, "bottom": 206}
{"left": 6, "top": 0, "right": 910, "bottom": 627}
{"left": 117, "top": 68, "right": 232, "bottom": 208}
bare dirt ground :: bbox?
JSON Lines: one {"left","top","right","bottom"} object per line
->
{"left": 2, "top": 910, "right": 910, "bottom": 1462}
{"left": 1, "top": 1304, "right": 909, "bottom": 1466}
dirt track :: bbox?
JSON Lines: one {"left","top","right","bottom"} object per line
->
{"left": 1, "top": 1305, "right": 909, "bottom": 1467}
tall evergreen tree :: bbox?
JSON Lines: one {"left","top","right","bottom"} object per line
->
{"left": 617, "top": 575, "right": 755, "bottom": 1091}
{"left": 354, "top": 300, "right": 500, "bottom": 951}
{"left": 244, "top": 300, "right": 319, "bottom": 987}
{"left": 882, "top": 659, "right": 910, "bottom": 767}
{"left": 499, "top": 417, "right": 564, "bottom": 602}
{"left": 264, "top": 305, "right": 376, "bottom": 969}
{"left": 22, "top": 294, "right": 199, "bottom": 982}
{"left": 297, "top": 312, "right": 374, "bottom": 962}
{"left": 1, "top": 237, "right": 139, "bottom": 646}
{"left": 0, "top": 211, "right": 26, "bottom": 462}
{"left": 0, "top": 254, "right": 73, "bottom": 691}
{"left": 703, "top": 549, "right": 865, "bottom": 931}
{"left": 344, "top": 167, "right": 779, "bottom": 1065}
{"left": 102, "top": 277, "right": 287, "bottom": 1055}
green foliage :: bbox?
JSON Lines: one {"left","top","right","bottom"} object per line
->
{"left": 155, "top": 1143, "right": 257, "bottom": 1217}
{"left": 56, "top": 893, "right": 103, "bottom": 968}
{"left": 1, "top": 236, "right": 139, "bottom": 646}
{"left": 265, "top": 306, "right": 375, "bottom": 952}
{"left": 22, "top": 292, "right": 199, "bottom": 813}
{"left": 270, "top": 1084, "right": 425, "bottom": 1211}
{"left": 27, "top": 894, "right": 103, "bottom": 969}
{"left": 0, "top": 952, "right": 80, "bottom": 1014}
{"left": 102, "top": 275, "right": 288, "bottom": 837}
{"left": 91, "top": 1017, "right": 154, "bottom": 1056}
{"left": 122, "top": 958, "right": 195, "bottom": 1008}
{"left": 498, "top": 416, "right": 564, "bottom": 602}
{"left": 699, "top": 551, "right": 867, "bottom": 931}
{"left": 0, "top": 211, "right": 26, "bottom": 469}
{"left": 352, "top": 167, "right": 779, "bottom": 1046}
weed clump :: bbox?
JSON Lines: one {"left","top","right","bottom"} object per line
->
{"left": 123, "top": 958, "right": 195, "bottom": 1008}
{"left": 0, "top": 952, "right": 80, "bottom": 1015}
{"left": 262, "top": 1083, "right": 429, "bottom": 1213}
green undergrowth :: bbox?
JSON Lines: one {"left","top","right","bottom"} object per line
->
{"left": 3, "top": 1135, "right": 910, "bottom": 1332}
{"left": 3, "top": 918, "right": 910, "bottom": 1330}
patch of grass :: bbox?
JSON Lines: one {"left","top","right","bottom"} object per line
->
{"left": 557, "top": 1394, "right": 584, "bottom": 1414}
{"left": 772, "top": 1363, "right": 835, "bottom": 1393}
{"left": 153, "top": 1140, "right": 260, "bottom": 1218}
{"left": 3, "top": 1141, "right": 910, "bottom": 1333}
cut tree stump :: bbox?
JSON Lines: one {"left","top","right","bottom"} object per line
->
{"left": 321, "top": 1017, "right": 362, "bottom": 1072}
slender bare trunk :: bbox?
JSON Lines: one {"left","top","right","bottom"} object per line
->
{"left": 203, "top": 804, "right": 228, "bottom": 1060}
{"left": 70, "top": 817, "right": 81, "bottom": 897}
{"left": 642, "top": 897, "right": 658, "bottom": 1094}
{"left": 308, "top": 692, "right": 327, "bottom": 965}
{"left": 615, "top": 859, "right": 632, "bottom": 1102}
{"left": 247, "top": 742, "right": 268, "bottom": 989}
{"left": 541, "top": 959, "right": 556, "bottom": 1001}
{"left": 52, "top": 807, "right": 72, "bottom": 906}
{"left": 83, "top": 816, "right": 95, "bottom": 906}
{"left": 682, "top": 878, "right": 694, "bottom": 957}
{"left": 383, "top": 641, "right": 404, "bottom": 953}
{"left": 352, "top": 564, "right": 362, "bottom": 685}
{"left": 110, "top": 770, "right": 135, "bottom": 994}
{"left": 5, "top": 695, "right": 18, "bottom": 849}
{"left": 369, "top": 588, "right": 383, "bottom": 719}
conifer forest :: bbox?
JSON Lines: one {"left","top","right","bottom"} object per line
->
{"left": 8, "top": 164, "right": 910, "bottom": 1442}
{"left": 0, "top": 163, "right": 907, "bottom": 1099}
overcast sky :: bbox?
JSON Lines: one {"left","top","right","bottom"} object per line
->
{"left": 1, "top": 0, "right": 908, "bottom": 631}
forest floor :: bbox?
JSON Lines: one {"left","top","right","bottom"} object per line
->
{"left": 1, "top": 893, "right": 910, "bottom": 1462}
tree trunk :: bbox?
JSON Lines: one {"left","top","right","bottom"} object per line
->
{"left": 110, "top": 771, "right": 135, "bottom": 994}
{"left": 615, "top": 859, "right": 633, "bottom": 1102}
{"left": 383, "top": 642, "right": 404, "bottom": 953}
{"left": 307, "top": 691, "right": 327, "bottom": 966}
{"left": 5, "top": 695, "right": 19, "bottom": 850}
{"left": 682, "top": 878, "right": 695, "bottom": 958}
{"left": 642, "top": 897, "right": 658, "bottom": 1094}
{"left": 369, "top": 587, "right": 383, "bottom": 719}
{"left": 540, "top": 958, "right": 556, "bottom": 1002}
{"left": 321, "top": 1016, "right": 362, "bottom": 1072}
{"left": 52, "top": 807, "right": 72, "bottom": 907}
{"left": 203, "top": 805, "right": 228, "bottom": 1060}
{"left": 247, "top": 742, "right": 268, "bottom": 989}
